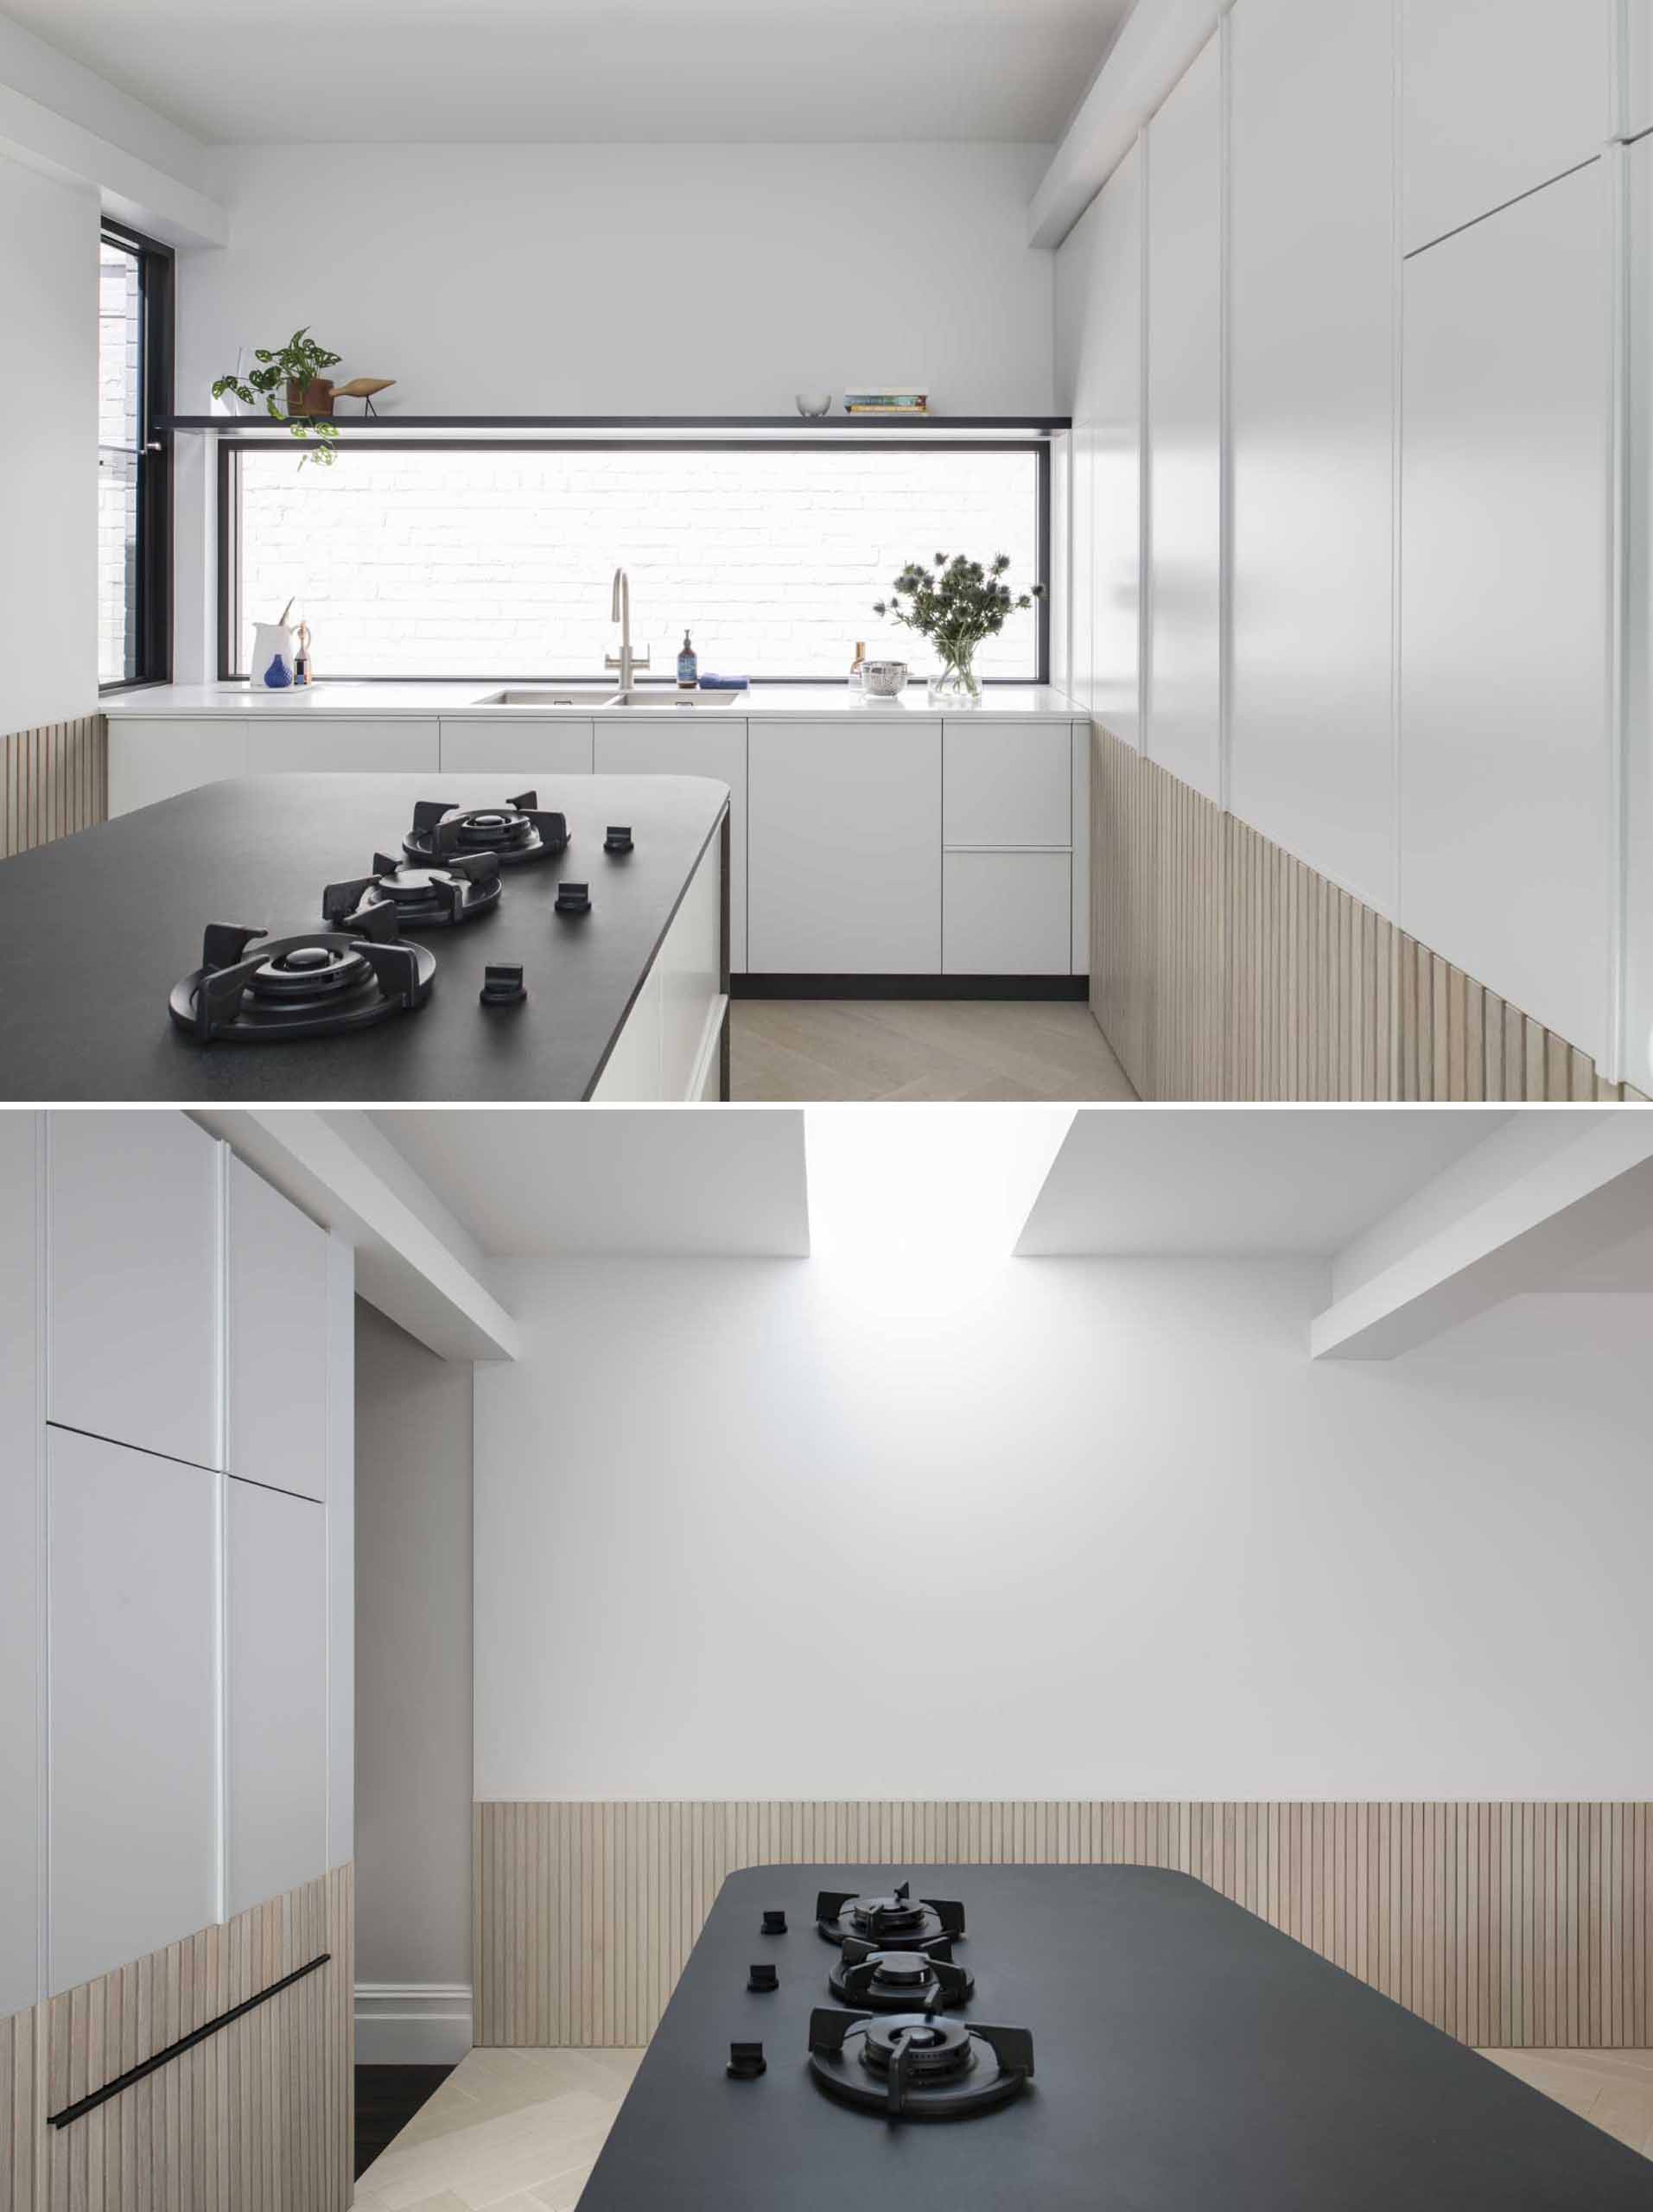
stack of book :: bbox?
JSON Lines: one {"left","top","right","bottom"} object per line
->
{"left": 843, "top": 389, "right": 930, "bottom": 416}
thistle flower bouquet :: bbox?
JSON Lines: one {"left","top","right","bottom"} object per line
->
{"left": 873, "top": 551, "right": 1042, "bottom": 702}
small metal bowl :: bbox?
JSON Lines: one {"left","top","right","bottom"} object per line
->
{"left": 860, "top": 659, "right": 908, "bottom": 697}
{"left": 795, "top": 393, "right": 832, "bottom": 417}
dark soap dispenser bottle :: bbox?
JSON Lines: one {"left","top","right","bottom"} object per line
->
{"left": 677, "top": 630, "right": 698, "bottom": 689}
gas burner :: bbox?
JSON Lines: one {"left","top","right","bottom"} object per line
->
{"left": 829, "top": 1941, "right": 973, "bottom": 2013}
{"left": 816, "top": 1883, "right": 964, "bottom": 1952}
{"left": 403, "top": 790, "right": 568, "bottom": 868}
{"left": 323, "top": 850, "right": 502, "bottom": 930}
{"left": 168, "top": 904, "right": 435, "bottom": 1043}
{"left": 807, "top": 2008, "right": 1033, "bottom": 2120}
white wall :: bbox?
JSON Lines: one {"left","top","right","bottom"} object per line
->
{"left": 355, "top": 1301, "right": 473, "bottom": 1999}
{"left": 0, "top": 149, "right": 97, "bottom": 734}
{"left": 179, "top": 143, "right": 1056, "bottom": 417}
{"left": 474, "top": 1252, "right": 1651, "bottom": 1802}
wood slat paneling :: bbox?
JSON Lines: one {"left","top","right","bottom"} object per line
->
{"left": 1, "top": 719, "right": 108, "bottom": 861}
{"left": 474, "top": 1802, "right": 1651, "bottom": 2054}
{"left": 1090, "top": 724, "right": 1648, "bottom": 1101}
{"left": 0, "top": 1865, "right": 352, "bottom": 2212}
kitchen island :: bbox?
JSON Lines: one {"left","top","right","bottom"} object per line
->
{"left": 105, "top": 683, "right": 1092, "bottom": 988}
{"left": 0, "top": 772, "right": 728, "bottom": 1102}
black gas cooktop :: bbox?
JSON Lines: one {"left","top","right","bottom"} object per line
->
{"left": 0, "top": 773, "right": 728, "bottom": 1101}
{"left": 575, "top": 1864, "right": 1653, "bottom": 2211}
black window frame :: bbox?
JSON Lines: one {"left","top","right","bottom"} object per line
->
{"left": 216, "top": 437, "right": 1052, "bottom": 686}
{"left": 99, "top": 219, "right": 175, "bottom": 694}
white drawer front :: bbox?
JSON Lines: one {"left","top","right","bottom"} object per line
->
{"left": 244, "top": 720, "right": 440, "bottom": 774}
{"left": 944, "top": 850, "right": 1072, "bottom": 976}
{"left": 943, "top": 719, "right": 1072, "bottom": 848}
{"left": 440, "top": 719, "right": 594, "bottom": 776}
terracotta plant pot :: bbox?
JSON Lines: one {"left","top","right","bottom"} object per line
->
{"left": 285, "top": 377, "right": 334, "bottom": 417}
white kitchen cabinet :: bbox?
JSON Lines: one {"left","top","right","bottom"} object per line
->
{"left": 747, "top": 718, "right": 941, "bottom": 974}
{"left": 1401, "top": 160, "right": 1611, "bottom": 1064}
{"left": 1401, "top": 0, "right": 1612, "bottom": 254}
{"left": 227, "top": 1155, "right": 328, "bottom": 1503}
{"left": 0, "top": 1117, "right": 39, "bottom": 2018}
{"left": 243, "top": 718, "right": 439, "bottom": 774}
{"left": 108, "top": 719, "right": 249, "bottom": 817}
{"left": 943, "top": 852, "right": 1071, "bottom": 976}
{"left": 48, "top": 1110, "right": 222, "bottom": 1470}
{"left": 1079, "top": 144, "right": 1143, "bottom": 748}
{"left": 1628, "top": 0, "right": 1653, "bottom": 137}
{"left": 325, "top": 1238, "right": 355, "bottom": 1872}
{"left": 594, "top": 718, "right": 747, "bottom": 969}
{"left": 1147, "top": 29, "right": 1224, "bottom": 805}
{"left": 226, "top": 1477, "right": 328, "bottom": 1917}
{"left": 592, "top": 964, "right": 664, "bottom": 1100}
{"left": 943, "top": 720, "right": 1071, "bottom": 849}
{"left": 591, "top": 830, "right": 725, "bottom": 1100}
{"left": 439, "top": 718, "right": 594, "bottom": 778}
{"left": 1229, "top": 0, "right": 1398, "bottom": 917}
{"left": 1071, "top": 723, "right": 1091, "bottom": 976}
{"left": 1069, "top": 419, "right": 1095, "bottom": 715}
{"left": 47, "top": 1427, "right": 219, "bottom": 1994}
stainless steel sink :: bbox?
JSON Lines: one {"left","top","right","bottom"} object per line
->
{"left": 604, "top": 689, "right": 741, "bottom": 709}
{"left": 474, "top": 688, "right": 620, "bottom": 708}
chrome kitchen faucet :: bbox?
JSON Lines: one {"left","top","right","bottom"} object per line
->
{"left": 605, "top": 568, "right": 651, "bottom": 690}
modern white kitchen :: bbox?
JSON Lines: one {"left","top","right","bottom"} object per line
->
{"left": 3, "top": 1103, "right": 1653, "bottom": 2209}
{"left": 1, "top": 0, "right": 1650, "bottom": 1100}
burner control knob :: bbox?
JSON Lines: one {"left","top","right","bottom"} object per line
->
{"left": 555, "top": 882, "right": 592, "bottom": 915}
{"left": 604, "top": 826, "right": 634, "bottom": 855}
{"left": 727, "top": 2040, "right": 766, "bottom": 2079}
{"left": 747, "top": 1964, "right": 779, "bottom": 1993}
{"left": 761, "top": 1910, "right": 787, "bottom": 1935}
{"left": 480, "top": 964, "right": 526, "bottom": 1007}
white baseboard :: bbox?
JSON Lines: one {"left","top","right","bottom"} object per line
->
{"left": 355, "top": 1982, "right": 474, "bottom": 2064}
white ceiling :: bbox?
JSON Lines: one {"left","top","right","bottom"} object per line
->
{"left": 1015, "top": 1108, "right": 1513, "bottom": 1257}
{"left": 11, "top": 0, "right": 1133, "bottom": 147}
{"left": 371, "top": 1108, "right": 810, "bottom": 1257}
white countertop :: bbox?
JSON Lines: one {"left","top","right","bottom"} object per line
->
{"left": 105, "top": 681, "right": 1084, "bottom": 722}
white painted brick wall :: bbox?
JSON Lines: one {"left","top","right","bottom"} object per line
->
{"left": 237, "top": 448, "right": 1039, "bottom": 681}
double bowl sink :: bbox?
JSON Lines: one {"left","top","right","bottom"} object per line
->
{"left": 475, "top": 688, "right": 740, "bottom": 709}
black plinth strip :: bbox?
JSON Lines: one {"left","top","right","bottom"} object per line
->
{"left": 48, "top": 1952, "right": 331, "bottom": 2129}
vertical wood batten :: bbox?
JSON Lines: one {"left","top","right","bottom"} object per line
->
{"left": 0, "top": 718, "right": 108, "bottom": 861}
{"left": 1087, "top": 723, "right": 1648, "bottom": 1102}
{"left": 474, "top": 1802, "right": 1650, "bottom": 2054}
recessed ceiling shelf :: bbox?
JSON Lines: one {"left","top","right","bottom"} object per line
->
{"left": 164, "top": 413, "right": 1070, "bottom": 442}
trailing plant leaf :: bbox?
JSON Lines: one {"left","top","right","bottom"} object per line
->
{"left": 212, "top": 327, "right": 344, "bottom": 467}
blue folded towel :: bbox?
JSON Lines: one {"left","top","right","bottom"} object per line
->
{"left": 698, "top": 673, "right": 750, "bottom": 690}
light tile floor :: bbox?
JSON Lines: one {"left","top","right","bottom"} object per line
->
{"left": 353, "top": 2044, "right": 1653, "bottom": 2209}
{"left": 731, "top": 997, "right": 1136, "bottom": 1101}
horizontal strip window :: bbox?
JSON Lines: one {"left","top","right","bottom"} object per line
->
{"left": 48, "top": 1952, "right": 330, "bottom": 2128}
{"left": 218, "top": 439, "right": 1048, "bottom": 686}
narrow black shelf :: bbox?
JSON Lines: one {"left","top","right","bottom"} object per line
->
{"left": 164, "top": 413, "right": 1070, "bottom": 435}
{"left": 48, "top": 1953, "right": 332, "bottom": 2129}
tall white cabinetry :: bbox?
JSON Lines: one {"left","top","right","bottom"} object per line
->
{"left": 0, "top": 1116, "right": 353, "bottom": 2013}
{"left": 1400, "top": 158, "right": 1612, "bottom": 1064}
{"left": 1146, "top": 29, "right": 1224, "bottom": 805}
{"left": 1624, "top": 132, "right": 1653, "bottom": 1095}
{"left": 1401, "top": 0, "right": 1612, "bottom": 254}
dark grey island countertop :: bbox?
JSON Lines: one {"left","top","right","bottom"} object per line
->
{"left": 0, "top": 772, "right": 728, "bottom": 1102}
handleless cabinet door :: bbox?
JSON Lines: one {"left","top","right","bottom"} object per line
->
{"left": 1401, "top": 160, "right": 1612, "bottom": 1065}
{"left": 594, "top": 720, "right": 747, "bottom": 969}
{"left": 1629, "top": 0, "right": 1653, "bottom": 137}
{"left": 944, "top": 852, "right": 1072, "bottom": 976}
{"left": 243, "top": 718, "right": 440, "bottom": 774}
{"left": 107, "top": 719, "right": 250, "bottom": 817}
{"left": 747, "top": 718, "right": 940, "bottom": 974}
{"left": 0, "top": 1116, "right": 39, "bottom": 2018}
{"left": 440, "top": 718, "right": 595, "bottom": 777}
{"left": 1401, "top": 0, "right": 1612, "bottom": 254}
{"left": 47, "top": 1427, "right": 219, "bottom": 1995}
{"left": 48, "top": 1110, "right": 222, "bottom": 1470}
{"left": 943, "top": 721, "right": 1071, "bottom": 849}
{"left": 1624, "top": 133, "right": 1653, "bottom": 1093}
{"left": 226, "top": 1477, "right": 328, "bottom": 1916}
{"left": 227, "top": 1156, "right": 328, "bottom": 1503}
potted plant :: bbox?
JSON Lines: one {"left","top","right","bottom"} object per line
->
{"left": 212, "top": 328, "right": 344, "bottom": 465}
{"left": 874, "top": 552, "right": 1042, "bottom": 702}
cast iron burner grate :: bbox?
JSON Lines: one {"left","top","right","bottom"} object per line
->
{"left": 828, "top": 1942, "right": 973, "bottom": 2013}
{"left": 807, "top": 2008, "right": 1033, "bottom": 2120}
{"left": 168, "top": 903, "right": 435, "bottom": 1043}
{"left": 322, "top": 850, "right": 503, "bottom": 931}
{"left": 402, "top": 790, "right": 569, "bottom": 868}
{"left": 816, "top": 1883, "right": 964, "bottom": 1952}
